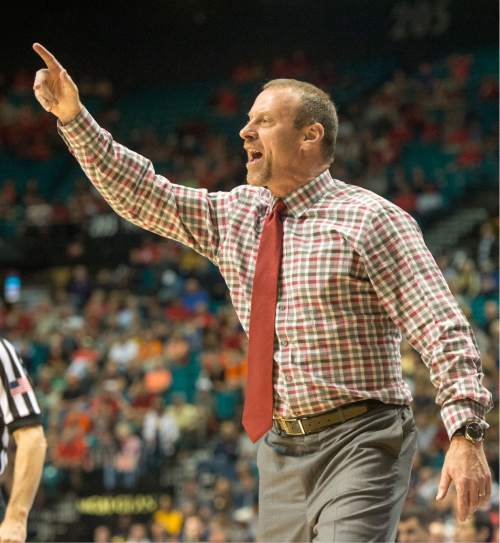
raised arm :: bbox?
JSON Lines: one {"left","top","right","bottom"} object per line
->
{"left": 32, "top": 43, "right": 234, "bottom": 264}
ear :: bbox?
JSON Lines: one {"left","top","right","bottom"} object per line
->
{"left": 302, "top": 122, "right": 324, "bottom": 145}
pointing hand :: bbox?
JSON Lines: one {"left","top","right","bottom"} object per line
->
{"left": 32, "top": 43, "right": 83, "bottom": 125}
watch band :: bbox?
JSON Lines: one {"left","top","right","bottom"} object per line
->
{"left": 452, "top": 419, "right": 485, "bottom": 443}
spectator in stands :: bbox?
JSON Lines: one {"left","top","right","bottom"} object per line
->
{"left": 53, "top": 424, "right": 89, "bottom": 490}
{"left": 126, "top": 522, "right": 150, "bottom": 543}
{"left": 103, "top": 422, "right": 142, "bottom": 490}
{"left": 397, "top": 506, "right": 430, "bottom": 542}
{"left": 453, "top": 509, "right": 494, "bottom": 543}
{"left": 415, "top": 183, "right": 444, "bottom": 218}
{"left": 232, "top": 467, "right": 257, "bottom": 510}
{"left": 142, "top": 397, "right": 179, "bottom": 466}
{"left": 181, "top": 514, "right": 206, "bottom": 543}
{"left": 66, "top": 265, "right": 91, "bottom": 310}
{"left": 211, "top": 421, "right": 240, "bottom": 479}
{"left": 147, "top": 522, "right": 163, "bottom": 542}
{"left": 428, "top": 519, "right": 447, "bottom": 543}
{"left": 93, "top": 525, "right": 111, "bottom": 543}
{"left": 152, "top": 495, "right": 183, "bottom": 539}
{"left": 108, "top": 331, "right": 139, "bottom": 373}
{"left": 181, "top": 278, "right": 209, "bottom": 313}
{"left": 478, "top": 220, "right": 499, "bottom": 267}
{"left": 211, "top": 86, "right": 240, "bottom": 117}
{"left": 166, "top": 393, "right": 205, "bottom": 450}
{"left": 206, "top": 518, "right": 229, "bottom": 542}
{"left": 231, "top": 59, "right": 263, "bottom": 84}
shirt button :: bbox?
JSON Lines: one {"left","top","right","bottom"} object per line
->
{"left": 279, "top": 304, "right": 286, "bottom": 311}
{"left": 285, "top": 375, "right": 293, "bottom": 383}
{"left": 282, "top": 340, "right": 288, "bottom": 347}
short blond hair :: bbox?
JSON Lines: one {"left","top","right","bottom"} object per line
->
{"left": 263, "top": 78, "right": 338, "bottom": 165}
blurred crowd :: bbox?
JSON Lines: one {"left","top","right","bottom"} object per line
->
{"left": 0, "top": 49, "right": 498, "bottom": 240}
{"left": 0, "top": 213, "right": 497, "bottom": 542}
{"left": 0, "top": 69, "right": 113, "bottom": 161}
{"left": 0, "top": 49, "right": 498, "bottom": 542}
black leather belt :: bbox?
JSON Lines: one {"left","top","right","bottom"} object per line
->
{"left": 272, "top": 400, "right": 397, "bottom": 436}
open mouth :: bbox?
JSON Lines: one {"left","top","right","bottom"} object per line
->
{"left": 247, "top": 150, "right": 263, "bottom": 165}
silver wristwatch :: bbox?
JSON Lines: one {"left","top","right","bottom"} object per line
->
{"left": 452, "top": 419, "right": 486, "bottom": 443}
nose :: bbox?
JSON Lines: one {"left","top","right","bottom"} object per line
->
{"left": 239, "top": 121, "right": 256, "bottom": 141}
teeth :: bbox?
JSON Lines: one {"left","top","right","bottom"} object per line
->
{"left": 246, "top": 150, "right": 263, "bottom": 163}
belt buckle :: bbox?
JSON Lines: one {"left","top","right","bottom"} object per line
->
{"left": 275, "top": 416, "right": 305, "bottom": 436}
{"left": 296, "top": 418, "right": 306, "bottom": 435}
{"left": 275, "top": 416, "right": 292, "bottom": 434}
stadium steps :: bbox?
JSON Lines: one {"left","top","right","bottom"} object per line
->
{"left": 423, "top": 207, "right": 489, "bottom": 253}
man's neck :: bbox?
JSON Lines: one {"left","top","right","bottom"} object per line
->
{"left": 267, "top": 165, "right": 330, "bottom": 197}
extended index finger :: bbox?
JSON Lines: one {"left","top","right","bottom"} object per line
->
{"left": 32, "top": 43, "right": 64, "bottom": 72}
{"left": 456, "top": 483, "right": 470, "bottom": 521}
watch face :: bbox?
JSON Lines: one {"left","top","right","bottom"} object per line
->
{"left": 466, "top": 422, "right": 484, "bottom": 441}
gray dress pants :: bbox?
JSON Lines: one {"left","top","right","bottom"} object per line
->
{"left": 256, "top": 402, "right": 418, "bottom": 543}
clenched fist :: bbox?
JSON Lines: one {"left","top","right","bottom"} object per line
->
{"left": 32, "top": 43, "right": 83, "bottom": 125}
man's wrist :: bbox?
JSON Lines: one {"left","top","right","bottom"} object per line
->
{"left": 451, "top": 419, "right": 486, "bottom": 444}
{"left": 450, "top": 435, "right": 485, "bottom": 457}
{"left": 58, "top": 105, "right": 83, "bottom": 126}
{"left": 3, "top": 506, "right": 28, "bottom": 522}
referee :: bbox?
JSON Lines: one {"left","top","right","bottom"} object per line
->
{"left": 0, "top": 338, "right": 46, "bottom": 543}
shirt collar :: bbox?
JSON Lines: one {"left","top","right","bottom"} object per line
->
{"left": 259, "top": 169, "right": 337, "bottom": 218}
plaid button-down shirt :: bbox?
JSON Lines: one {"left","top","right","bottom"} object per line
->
{"left": 58, "top": 107, "right": 493, "bottom": 439}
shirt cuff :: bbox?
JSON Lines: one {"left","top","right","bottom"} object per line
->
{"left": 56, "top": 106, "right": 101, "bottom": 150}
{"left": 7, "top": 414, "right": 43, "bottom": 434}
{"left": 440, "top": 399, "right": 490, "bottom": 440}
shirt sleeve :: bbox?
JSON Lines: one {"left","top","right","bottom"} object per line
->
{"left": 56, "top": 107, "right": 235, "bottom": 265}
{"left": 362, "top": 207, "right": 494, "bottom": 440}
{"left": 0, "top": 339, "right": 42, "bottom": 433}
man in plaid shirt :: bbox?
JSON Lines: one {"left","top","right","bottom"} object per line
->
{"left": 33, "top": 43, "right": 493, "bottom": 542}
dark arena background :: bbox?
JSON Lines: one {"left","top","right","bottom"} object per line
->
{"left": 1, "top": 1, "right": 498, "bottom": 541}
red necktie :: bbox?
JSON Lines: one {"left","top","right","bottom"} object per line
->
{"left": 243, "top": 199, "right": 287, "bottom": 442}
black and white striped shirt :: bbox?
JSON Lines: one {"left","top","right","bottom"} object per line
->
{"left": 0, "top": 339, "right": 42, "bottom": 475}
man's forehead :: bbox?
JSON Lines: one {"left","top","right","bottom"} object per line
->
{"left": 249, "top": 87, "right": 300, "bottom": 116}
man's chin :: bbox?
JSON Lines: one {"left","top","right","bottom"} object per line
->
{"left": 246, "top": 174, "right": 266, "bottom": 187}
